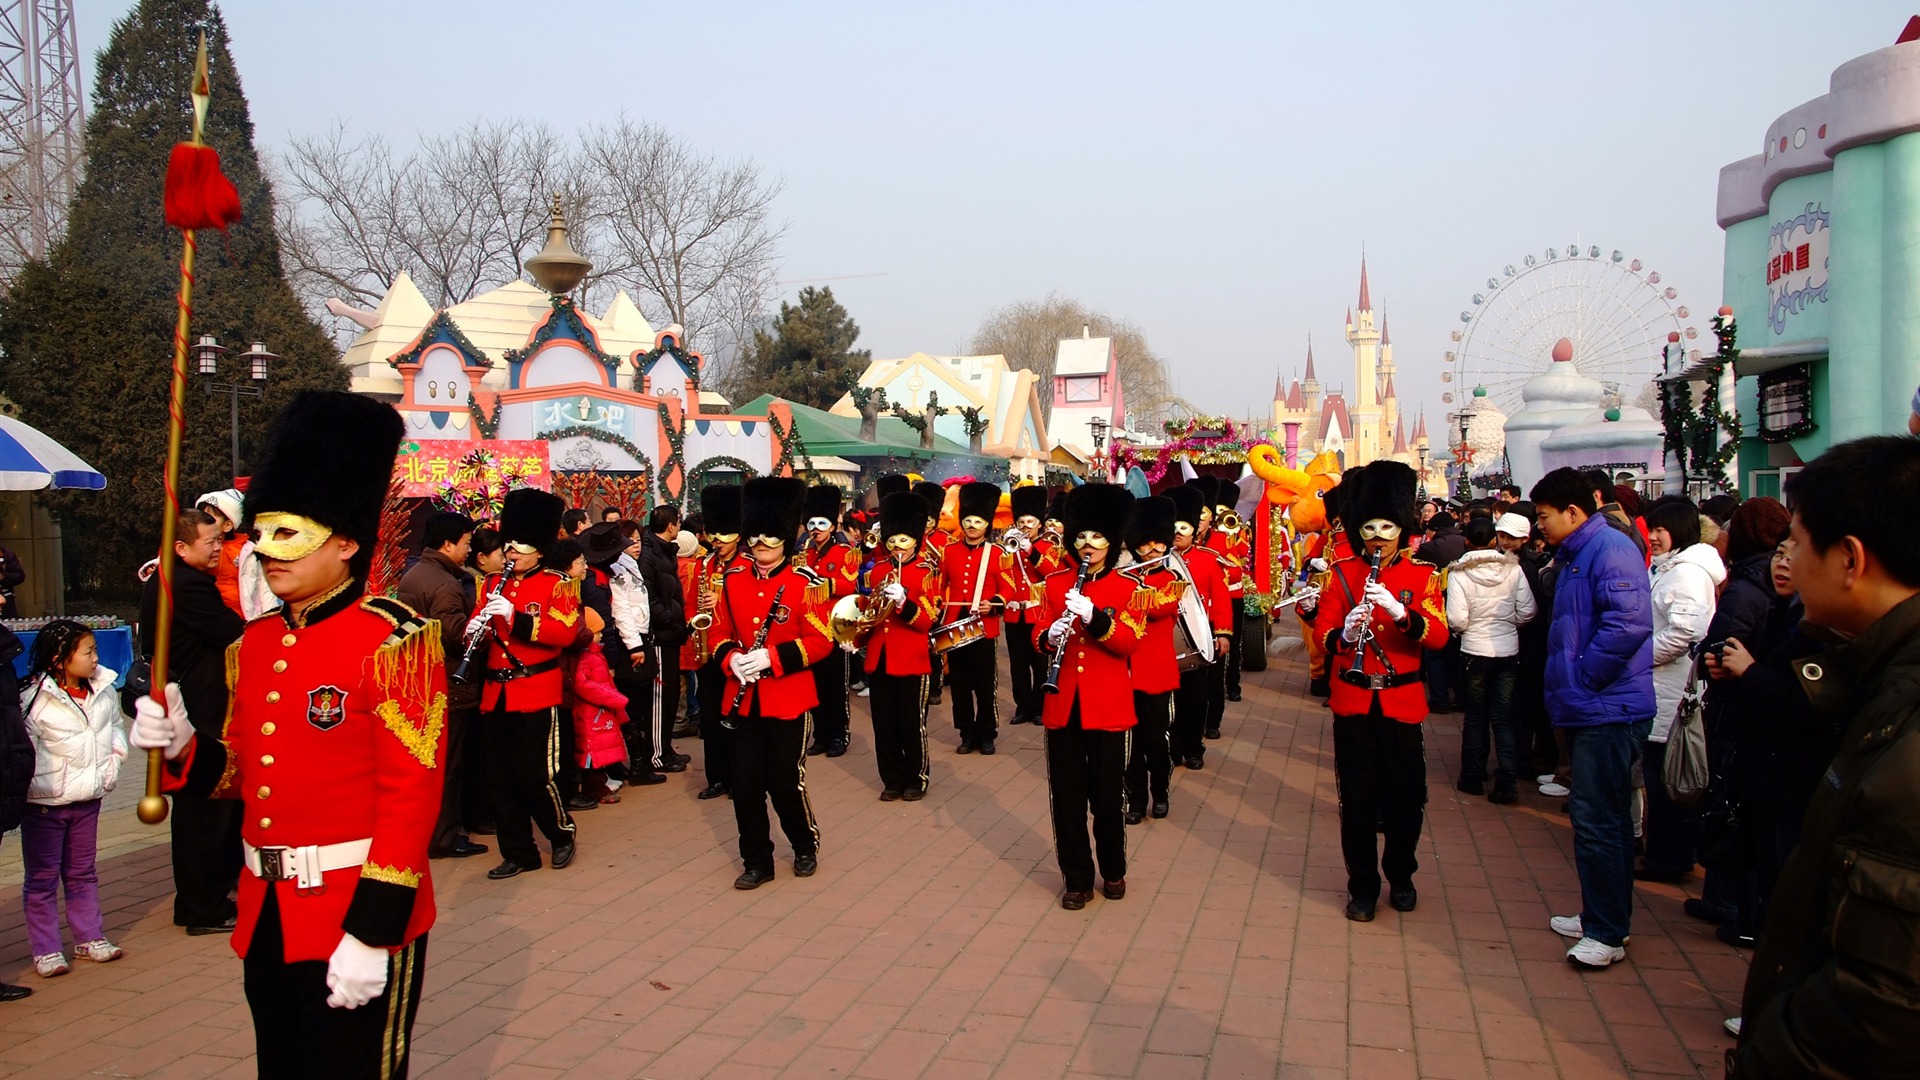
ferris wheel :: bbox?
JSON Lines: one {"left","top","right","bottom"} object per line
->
{"left": 1443, "top": 245, "right": 1698, "bottom": 417}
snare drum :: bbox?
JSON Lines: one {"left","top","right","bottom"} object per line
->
{"left": 930, "top": 615, "right": 987, "bottom": 655}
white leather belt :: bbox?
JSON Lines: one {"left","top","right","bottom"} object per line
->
{"left": 244, "top": 839, "right": 372, "bottom": 890}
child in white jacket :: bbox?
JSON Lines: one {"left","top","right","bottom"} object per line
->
{"left": 19, "top": 620, "right": 127, "bottom": 977}
{"left": 1445, "top": 518, "right": 1537, "bottom": 802}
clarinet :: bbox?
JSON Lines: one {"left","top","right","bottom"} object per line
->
{"left": 1342, "top": 548, "right": 1386, "bottom": 683}
{"left": 724, "top": 583, "right": 788, "bottom": 718}
{"left": 1041, "top": 559, "right": 1091, "bottom": 695}
{"left": 450, "top": 572, "right": 509, "bottom": 685}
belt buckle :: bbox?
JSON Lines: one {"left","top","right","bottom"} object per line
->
{"left": 257, "top": 847, "right": 286, "bottom": 880}
{"left": 1367, "top": 674, "right": 1389, "bottom": 691}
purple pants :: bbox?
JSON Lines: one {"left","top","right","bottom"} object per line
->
{"left": 19, "top": 799, "right": 104, "bottom": 957}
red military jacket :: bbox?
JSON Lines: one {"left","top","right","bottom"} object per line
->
{"left": 1205, "top": 529, "right": 1249, "bottom": 597}
{"left": 709, "top": 558, "right": 833, "bottom": 720}
{"left": 1311, "top": 548, "right": 1448, "bottom": 722}
{"left": 474, "top": 567, "right": 582, "bottom": 712}
{"left": 1008, "top": 539, "right": 1061, "bottom": 624}
{"left": 939, "top": 538, "right": 1015, "bottom": 640}
{"left": 862, "top": 551, "right": 942, "bottom": 677}
{"left": 163, "top": 587, "right": 446, "bottom": 962}
{"left": 803, "top": 537, "right": 860, "bottom": 600}
{"left": 1177, "top": 544, "right": 1234, "bottom": 636}
{"left": 1124, "top": 563, "right": 1186, "bottom": 695}
{"left": 1032, "top": 564, "right": 1145, "bottom": 730}
{"left": 682, "top": 549, "right": 744, "bottom": 670}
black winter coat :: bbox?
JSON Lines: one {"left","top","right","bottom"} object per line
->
{"left": 639, "top": 532, "right": 685, "bottom": 647}
{"left": 0, "top": 626, "right": 30, "bottom": 835}
{"left": 1727, "top": 609, "right": 1838, "bottom": 808}
{"left": 138, "top": 561, "right": 247, "bottom": 738}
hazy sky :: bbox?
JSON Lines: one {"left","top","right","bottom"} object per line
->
{"left": 73, "top": 1, "right": 1916, "bottom": 429}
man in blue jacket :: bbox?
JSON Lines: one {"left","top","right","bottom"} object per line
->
{"left": 1531, "top": 467, "right": 1655, "bottom": 969}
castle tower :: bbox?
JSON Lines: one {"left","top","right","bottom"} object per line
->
{"left": 1381, "top": 371, "right": 1399, "bottom": 443}
{"left": 1345, "top": 256, "right": 1385, "bottom": 464}
{"left": 1300, "top": 337, "right": 1323, "bottom": 426}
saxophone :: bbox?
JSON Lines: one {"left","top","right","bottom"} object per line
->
{"left": 688, "top": 560, "right": 722, "bottom": 664}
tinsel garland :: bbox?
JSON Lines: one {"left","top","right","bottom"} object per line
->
{"left": 1104, "top": 416, "right": 1273, "bottom": 483}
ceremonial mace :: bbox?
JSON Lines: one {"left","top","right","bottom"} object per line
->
{"left": 141, "top": 33, "right": 243, "bottom": 824}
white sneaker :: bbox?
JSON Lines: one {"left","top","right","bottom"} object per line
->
{"left": 1536, "top": 774, "right": 1556, "bottom": 786}
{"left": 1724, "top": 1017, "right": 1742, "bottom": 1037}
{"left": 73, "top": 939, "right": 123, "bottom": 963}
{"left": 1550, "top": 914, "right": 1585, "bottom": 939}
{"left": 857, "top": 687, "right": 870, "bottom": 698}
{"left": 1566, "top": 937, "right": 1626, "bottom": 968}
{"left": 1539, "top": 781, "right": 1571, "bottom": 797}
{"left": 32, "top": 953, "right": 68, "bottom": 977}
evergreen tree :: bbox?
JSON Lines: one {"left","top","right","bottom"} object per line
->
{"left": 0, "top": 0, "right": 346, "bottom": 599}
{"left": 727, "top": 286, "right": 870, "bottom": 410}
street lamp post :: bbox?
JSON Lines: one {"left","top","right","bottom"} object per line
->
{"left": 1087, "top": 416, "right": 1110, "bottom": 482}
{"left": 196, "top": 335, "right": 274, "bottom": 481}
{"left": 1417, "top": 447, "right": 1428, "bottom": 501}
{"left": 1456, "top": 412, "right": 1472, "bottom": 502}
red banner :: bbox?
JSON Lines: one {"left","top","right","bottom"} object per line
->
{"left": 393, "top": 440, "right": 552, "bottom": 497}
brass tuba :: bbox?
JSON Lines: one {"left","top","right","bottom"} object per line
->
{"left": 829, "top": 558, "right": 901, "bottom": 648}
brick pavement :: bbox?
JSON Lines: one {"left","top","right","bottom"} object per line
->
{"left": 0, "top": 641, "right": 1744, "bottom": 1078}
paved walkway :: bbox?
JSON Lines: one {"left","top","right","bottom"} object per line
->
{"left": 0, "top": 642, "right": 1744, "bottom": 1078}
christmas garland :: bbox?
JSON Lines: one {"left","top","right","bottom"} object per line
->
{"left": 635, "top": 335, "right": 703, "bottom": 390}
{"left": 1104, "top": 416, "right": 1274, "bottom": 482}
{"left": 657, "top": 401, "right": 685, "bottom": 506}
{"left": 683, "top": 455, "right": 758, "bottom": 506}
{"left": 503, "top": 296, "right": 622, "bottom": 379}
{"left": 387, "top": 310, "right": 492, "bottom": 371}
{"left": 768, "top": 410, "right": 817, "bottom": 481}
{"left": 1692, "top": 312, "right": 1743, "bottom": 488}
{"left": 542, "top": 424, "right": 650, "bottom": 465}
{"left": 466, "top": 393, "right": 502, "bottom": 439}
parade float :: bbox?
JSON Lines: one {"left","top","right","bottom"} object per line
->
{"left": 337, "top": 200, "right": 810, "bottom": 520}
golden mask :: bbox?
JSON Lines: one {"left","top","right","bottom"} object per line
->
{"left": 252, "top": 512, "right": 332, "bottom": 561}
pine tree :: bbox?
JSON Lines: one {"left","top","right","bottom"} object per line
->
{"left": 0, "top": 0, "right": 346, "bottom": 599}
{"left": 728, "top": 286, "right": 871, "bottom": 410}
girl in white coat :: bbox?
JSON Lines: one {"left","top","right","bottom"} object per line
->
{"left": 1445, "top": 517, "right": 1538, "bottom": 801}
{"left": 19, "top": 621, "right": 127, "bottom": 976}
{"left": 1639, "top": 499, "right": 1726, "bottom": 882}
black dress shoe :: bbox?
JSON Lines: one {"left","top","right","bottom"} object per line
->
{"left": 1151, "top": 800, "right": 1169, "bottom": 819}
{"left": 446, "top": 840, "right": 489, "bottom": 858}
{"left": 1345, "top": 897, "right": 1377, "bottom": 922}
{"left": 901, "top": 788, "right": 925, "bottom": 802}
{"left": 1456, "top": 778, "right": 1485, "bottom": 796}
{"left": 1488, "top": 786, "right": 1519, "bottom": 805}
{"left": 488, "top": 861, "right": 535, "bottom": 880}
{"left": 826, "top": 741, "right": 849, "bottom": 758}
{"left": 1204, "top": 728, "right": 1222, "bottom": 740}
{"left": 551, "top": 842, "right": 576, "bottom": 869}
{"left": 1226, "top": 691, "right": 1242, "bottom": 702}
{"left": 1390, "top": 887, "right": 1418, "bottom": 912}
{"left": 0, "top": 982, "right": 31, "bottom": 1002}
{"left": 735, "top": 867, "right": 775, "bottom": 890}
{"left": 660, "top": 760, "right": 689, "bottom": 773}
{"left": 1684, "top": 898, "right": 1736, "bottom": 926}
{"left": 978, "top": 740, "right": 996, "bottom": 756}
{"left": 630, "top": 771, "right": 669, "bottom": 785}
{"left": 1061, "top": 890, "right": 1092, "bottom": 911}
{"left": 793, "top": 854, "right": 818, "bottom": 877}
{"left": 956, "top": 741, "right": 976, "bottom": 755}
{"left": 1185, "top": 755, "right": 1205, "bottom": 770}
{"left": 1308, "top": 676, "right": 1330, "bottom": 697}
{"left": 697, "top": 783, "right": 730, "bottom": 800}
{"left": 879, "top": 788, "right": 903, "bottom": 802}
{"left": 806, "top": 742, "right": 828, "bottom": 757}
{"left": 1125, "top": 809, "right": 1144, "bottom": 826}
{"left": 565, "top": 795, "right": 600, "bottom": 812}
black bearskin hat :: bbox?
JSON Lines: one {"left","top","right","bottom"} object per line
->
{"left": 913, "top": 481, "right": 947, "bottom": 523}
{"left": 1045, "top": 489, "right": 1067, "bottom": 525}
{"left": 1010, "top": 485, "right": 1047, "bottom": 523}
{"left": 242, "top": 392, "right": 403, "bottom": 574}
{"left": 1343, "top": 461, "right": 1419, "bottom": 552}
{"left": 957, "top": 481, "right": 1000, "bottom": 525}
{"left": 1186, "top": 474, "right": 1219, "bottom": 511}
{"left": 1064, "top": 484, "right": 1134, "bottom": 548}
{"left": 879, "top": 492, "right": 929, "bottom": 545}
{"left": 1326, "top": 465, "right": 1361, "bottom": 527}
{"left": 498, "top": 488, "right": 566, "bottom": 552}
{"left": 743, "top": 476, "right": 807, "bottom": 546}
{"left": 804, "top": 484, "right": 843, "bottom": 525}
{"left": 1128, "top": 495, "right": 1177, "bottom": 550}
{"left": 1167, "top": 485, "right": 1205, "bottom": 530}
{"left": 701, "top": 483, "right": 743, "bottom": 537}
{"left": 874, "top": 473, "right": 911, "bottom": 500}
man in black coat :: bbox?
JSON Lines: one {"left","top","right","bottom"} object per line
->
{"left": 0, "top": 623, "right": 33, "bottom": 999}
{"left": 397, "top": 511, "right": 488, "bottom": 859}
{"left": 138, "top": 507, "right": 246, "bottom": 934}
{"left": 637, "top": 506, "right": 688, "bottom": 771}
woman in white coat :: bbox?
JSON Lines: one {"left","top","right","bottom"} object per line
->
{"left": 1638, "top": 498, "right": 1725, "bottom": 882}
{"left": 1445, "top": 517, "right": 1537, "bottom": 803}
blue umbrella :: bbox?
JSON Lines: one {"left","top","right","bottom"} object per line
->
{"left": 0, "top": 415, "right": 106, "bottom": 490}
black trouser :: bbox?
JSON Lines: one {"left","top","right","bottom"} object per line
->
{"left": 1174, "top": 662, "right": 1214, "bottom": 762}
{"left": 462, "top": 698, "right": 493, "bottom": 831}
{"left": 1203, "top": 639, "right": 1228, "bottom": 731}
{"left": 1333, "top": 707, "right": 1427, "bottom": 902}
{"left": 946, "top": 637, "right": 998, "bottom": 745}
{"left": 1226, "top": 598, "right": 1245, "bottom": 695}
{"left": 483, "top": 704, "right": 576, "bottom": 867}
{"left": 699, "top": 658, "right": 730, "bottom": 787}
{"left": 243, "top": 886, "right": 427, "bottom": 1080}
{"left": 868, "top": 671, "right": 929, "bottom": 794}
{"left": 653, "top": 642, "right": 679, "bottom": 763}
{"left": 810, "top": 648, "right": 849, "bottom": 749}
{"left": 1046, "top": 705, "right": 1129, "bottom": 892}
{"left": 1126, "top": 690, "right": 1174, "bottom": 812}
{"left": 429, "top": 704, "right": 478, "bottom": 855}
{"left": 616, "top": 656, "right": 656, "bottom": 776}
{"left": 554, "top": 698, "right": 580, "bottom": 804}
{"left": 730, "top": 712, "right": 820, "bottom": 872}
{"left": 1640, "top": 739, "right": 1699, "bottom": 877}
{"left": 1005, "top": 621, "right": 1043, "bottom": 721}
{"left": 170, "top": 794, "right": 240, "bottom": 927}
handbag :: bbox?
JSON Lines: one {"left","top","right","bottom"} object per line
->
{"left": 1662, "top": 656, "right": 1711, "bottom": 808}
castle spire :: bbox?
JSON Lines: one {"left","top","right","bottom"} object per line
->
{"left": 1358, "top": 255, "right": 1372, "bottom": 312}
{"left": 1415, "top": 410, "right": 1428, "bottom": 441}
{"left": 1392, "top": 416, "right": 1408, "bottom": 455}
{"left": 1380, "top": 313, "right": 1391, "bottom": 347}
{"left": 1303, "top": 338, "right": 1318, "bottom": 383}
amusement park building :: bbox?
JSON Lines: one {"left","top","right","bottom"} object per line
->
{"left": 1714, "top": 22, "right": 1920, "bottom": 498}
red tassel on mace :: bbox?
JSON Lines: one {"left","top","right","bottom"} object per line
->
{"left": 163, "top": 143, "right": 242, "bottom": 231}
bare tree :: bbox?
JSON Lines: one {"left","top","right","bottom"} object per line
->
{"left": 969, "top": 294, "right": 1177, "bottom": 429}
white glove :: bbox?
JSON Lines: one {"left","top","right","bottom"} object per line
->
{"left": 882, "top": 582, "right": 907, "bottom": 607}
{"left": 1364, "top": 580, "right": 1406, "bottom": 621}
{"left": 1308, "top": 558, "right": 1328, "bottom": 573}
{"left": 130, "top": 684, "right": 194, "bottom": 760}
{"left": 838, "top": 639, "right": 861, "bottom": 654}
{"left": 730, "top": 648, "right": 773, "bottom": 680}
{"left": 478, "top": 595, "right": 514, "bottom": 623}
{"left": 1064, "top": 589, "right": 1095, "bottom": 623}
{"left": 1046, "top": 615, "right": 1075, "bottom": 647}
{"left": 1003, "top": 600, "right": 1022, "bottom": 616}
{"left": 1016, "top": 535, "right": 1033, "bottom": 553}
{"left": 325, "top": 933, "right": 390, "bottom": 1010}
{"left": 1342, "top": 605, "right": 1372, "bottom": 644}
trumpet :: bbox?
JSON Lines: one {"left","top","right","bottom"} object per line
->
{"left": 1215, "top": 509, "right": 1243, "bottom": 534}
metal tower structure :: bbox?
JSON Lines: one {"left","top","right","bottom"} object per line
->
{"left": 0, "top": 0, "right": 83, "bottom": 286}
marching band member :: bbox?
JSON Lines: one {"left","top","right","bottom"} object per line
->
{"left": 913, "top": 481, "right": 953, "bottom": 708}
{"left": 688, "top": 485, "right": 745, "bottom": 801}
{"left": 1168, "top": 487, "right": 1232, "bottom": 770}
{"left": 1309, "top": 461, "right": 1448, "bottom": 923}
{"left": 132, "top": 392, "right": 443, "bottom": 1077}
{"left": 1122, "top": 495, "right": 1185, "bottom": 823}
{"left": 1002, "top": 485, "right": 1051, "bottom": 726}
{"left": 939, "top": 481, "right": 1014, "bottom": 755}
{"left": 709, "top": 477, "right": 831, "bottom": 889}
{"left": 1034, "top": 485, "right": 1144, "bottom": 910}
{"left": 1205, "top": 479, "right": 1252, "bottom": 706}
{"left": 801, "top": 485, "right": 857, "bottom": 758}
{"left": 861, "top": 493, "right": 944, "bottom": 801}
